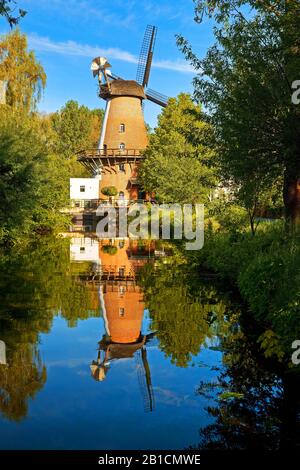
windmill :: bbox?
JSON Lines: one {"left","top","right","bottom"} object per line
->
{"left": 87, "top": 237, "right": 157, "bottom": 412}
{"left": 90, "top": 332, "right": 156, "bottom": 413}
{"left": 77, "top": 25, "right": 168, "bottom": 203}
{"left": 90, "top": 25, "right": 168, "bottom": 108}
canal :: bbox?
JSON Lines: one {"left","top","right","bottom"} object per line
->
{"left": 0, "top": 236, "right": 298, "bottom": 449}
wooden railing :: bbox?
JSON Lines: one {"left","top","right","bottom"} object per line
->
{"left": 69, "top": 199, "right": 152, "bottom": 210}
{"left": 77, "top": 148, "right": 144, "bottom": 159}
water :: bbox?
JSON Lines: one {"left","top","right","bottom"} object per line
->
{"left": 0, "top": 236, "right": 298, "bottom": 449}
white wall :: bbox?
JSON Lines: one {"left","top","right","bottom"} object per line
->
{"left": 0, "top": 340, "right": 6, "bottom": 365}
{"left": 70, "top": 178, "right": 100, "bottom": 200}
{"left": 70, "top": 237, "right": 100, "bottom": 262}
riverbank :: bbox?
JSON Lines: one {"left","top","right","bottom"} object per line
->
{"left": 185, "top": 219, "right": 300, "bottom": 367}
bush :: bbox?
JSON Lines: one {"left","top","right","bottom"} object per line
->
{"left": 101, "top": 186, "right": 118, "bottom": 197}
{"left": 0, "top": 108, "right": 69, "bottom": 245}
{"left": 188, "top": 219, "right": 300, "bottom": 361}
{"left": 238, "top": 240, "right": 300, "bottom": 353}
{"left": 101, "top": 245, "right": 118, "bottom": 255}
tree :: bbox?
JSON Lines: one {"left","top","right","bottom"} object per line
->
{"left": 0, "top": 1, "right": 26, "bottom": 26}
{"left": 0, "top": 107, "right": 69, "bottom": 243}
{"left": 0, "top": 29, "right": 46, "bottom": 111}
{"left": 195, "top": 328, "right": 285, "bottom": 450}
{"left": 139, "top": 93, "right": 217, "bottom": 204}
{"left": 51, "top": 100, "right": 104, "bottom": 158}
{"left": 0, "top": 237, "right": 101, "bottom": 420}
{"left": 140, "top": 259, "right": 228, "bottom": 367}
{"left": 177, "top": 1, "right": 300, "bottom": 227}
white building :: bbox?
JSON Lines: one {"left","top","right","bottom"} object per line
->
{"left": 0, "top": 340, "right": 6, "bottom": 365}
{"left": 70, "top": 178, "right": 100, "bottom": 201}
{"left": 70, "top": 237, "right": 100, "bottom": 263}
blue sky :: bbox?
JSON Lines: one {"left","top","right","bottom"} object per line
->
{"left": 0, "top": 0, "right": 215, "bottom": 127}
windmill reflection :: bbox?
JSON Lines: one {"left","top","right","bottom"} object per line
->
{"left": 87, "top": 238, "right": 156, "bottom": 412}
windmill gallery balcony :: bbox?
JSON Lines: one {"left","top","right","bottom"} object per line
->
{"left": 77, "top": 148, "right": 144, "bottom": 173}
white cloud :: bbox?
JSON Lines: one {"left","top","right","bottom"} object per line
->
{"left": 23, "top": 0, "right": 136, "bottom": 28}
{"left": 153, "top": 59, "right": 194, "bottom": 73}
{"left": 27, "top": 33, "right": 195, "bottom": 74}
{"left": 27, "top": 34, "right": 137, "bottom": 63}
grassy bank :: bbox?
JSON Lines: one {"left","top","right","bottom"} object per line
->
{"left": 186, "top": 217, "right": 300, "bottom": 365}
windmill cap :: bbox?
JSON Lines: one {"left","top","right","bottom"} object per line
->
{"left": 107, "top": 79, "right": 146, "bottom": 100}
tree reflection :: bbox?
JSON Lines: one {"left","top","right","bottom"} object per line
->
{"left": 140, "top": 256, "right": 300, "bottom": 448}
{"left": 140, "top": 259, "right": 230, "bottom": 367}
{"left": 0, "top": 237, "right": 100, "bottom": 421}
{"left": 0, "top": 345, "right": 46, "bottom": 422}
{"left": 195, "top": 318, "right": 300, "bottom": 450}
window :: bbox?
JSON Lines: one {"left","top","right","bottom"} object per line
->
{"left": 119, "top": 163, "right": 125, "bottom": 172}
{"left": 119, "top": 142, "right": 125, "bottom": 150}
{"left": 119, "top": 286, "right": 125, "bottom": 296}
{"left": 119, "top": 267, "right": 125, "bottom": 277}
{"left": 119, "top": 307, "right": 125, "bottom": 317}
{"left": 80, "top": 185, "right": 85, "bottom": 193}
{"left": 119, "top": 123, "right": 125, "bottom": 133}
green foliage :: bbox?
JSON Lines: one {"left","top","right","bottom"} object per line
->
{"left": 0, "top": 29, "right": 46, "bottom": 111}
{"left": 190, "top": 220, "right": 300, "bottom": 361}
{"left": 0, "top": 1, "right": 26, "bottom": 26}
{"left": 177, "top": 1, "right": 300, "bottom": 225}
{"left": 101, "top": 185, "right": 118, "bottom": 197}
{"left": 0, "top": 237, "right": 101, "bottom": 420}
{"left": 140, "top": 93, "right": 217, "bottom": 204}
{"left": 140, "top": 259, "right": 229, "bottom": 367}
{"left": 218, "top": 391, "right": 244, "bottom": 401}
{"left": 257, "top": 330, "right": 285, "bottom": 362}
{"left": 238, "top": 239, "right": 300, "bottom": 355}
{"left": 174, "top": 1, "right": 300, "bottom": 364}
{"left": 196, "top": 325, "right": 286, "bottom": 450}
{"left": 101, "top": 244, "right": 118, "bottom": 255}
{"left": 208, "top": 199, "right": 249, "bottom": 234}
{"left": 0, "top": 107, "right": 69, "bottom": 244}
{"left": 51, "top": 100, "right": 104, "bottom": 162}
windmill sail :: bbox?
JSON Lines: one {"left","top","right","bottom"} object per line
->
{"left": 146, "top": 88, "right": 168, "bottom": 108}
{"left": 136, "top": 25, "right": 157, "bottom": 89}
{"left": 135, "top": 347, "right": 155, "bottom": 412}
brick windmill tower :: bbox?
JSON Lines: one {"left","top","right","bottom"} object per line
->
{"left": 77, "top": 26, "right": 168, "bottom": 204}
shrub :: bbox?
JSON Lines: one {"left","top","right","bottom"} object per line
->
{"left": 101, "top": 186, "right": 118, "bottom": 197}
{"left": 101, "top": 245, "right": 118, "bottom": 255}
{"left": 190, "top": 220, "right": 300, "bottom": 360}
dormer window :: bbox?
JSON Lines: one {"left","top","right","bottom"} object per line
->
{"left": 119, "top": 123, "right": 125, "bottom": 133}
{"left": 119, "top": 142, "right": 125, "bottom": 150}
